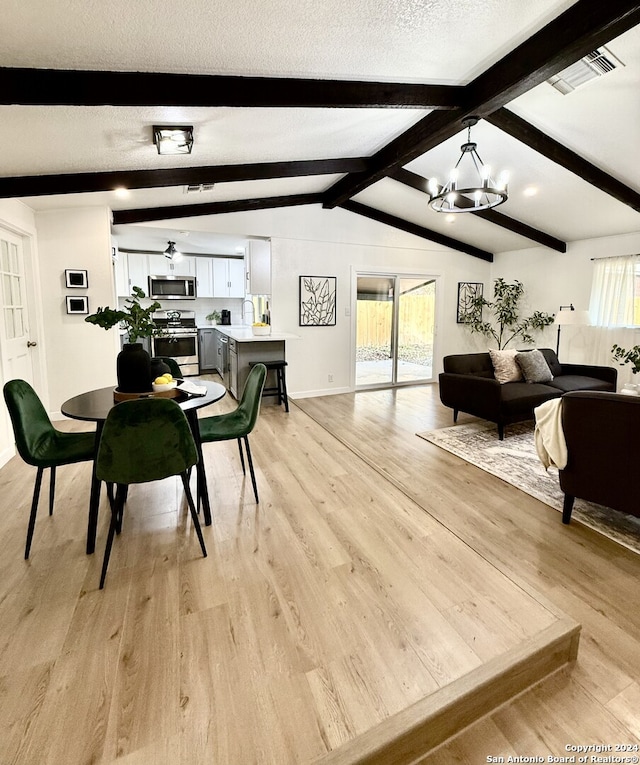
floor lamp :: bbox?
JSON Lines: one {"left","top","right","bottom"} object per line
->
{"left": 554, "top": 304, "right": 590, "bottom": 357}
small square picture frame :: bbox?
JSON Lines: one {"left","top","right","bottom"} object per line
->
{"left": 65, "top": 269, "right": 88, "bottom": 289}
{"left": 66, "top": 295, "right": 89, "bottom": 314}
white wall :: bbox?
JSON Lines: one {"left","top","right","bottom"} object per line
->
{"left": 149, "top": 204, "right": 493, "bottom": 396}
{"left": 35, "top": 207, "right": 120, "bottom": 415}
{"left": 494, "top": 231, "right": 640, "bottom": 368}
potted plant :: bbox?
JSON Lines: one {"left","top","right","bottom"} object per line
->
{"left": 206, "top": 310, "right": 221, "bottom": 326}
{"left": 611, "top": 344, "right": 640, "bottom": 394}
{"left": 460, "top": 278, "right": 555, "bottom": 349}
{"left": 85, "top": 286, "right": 163, "bottom": 392}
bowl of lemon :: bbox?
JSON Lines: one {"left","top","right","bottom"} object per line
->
{"left": 252, "top": 322, "right": 271, "bottom": 336}
{"left": 152, "top": 373, "right": 178, "bottom": 392}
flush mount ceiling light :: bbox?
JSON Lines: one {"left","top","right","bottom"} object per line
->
{"left": 164, "top": 241, "right": 183, "bottom": 262}
{"left": 428, "top": 117, "right": 508, "bottom": 213}
{"left": 153, "top": 125, "right": 194, "bottom": 155}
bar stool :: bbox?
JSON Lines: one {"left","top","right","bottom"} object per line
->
{"left": 249, "top": 360, "right": 289, "bottom": 412}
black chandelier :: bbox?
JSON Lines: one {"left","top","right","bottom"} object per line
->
{"left": 428, "top": 117, "right": 508, "bottom": 213}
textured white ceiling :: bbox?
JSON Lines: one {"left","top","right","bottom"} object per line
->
{"left": 2, "top": 0, "right": 639, "bottom": 255}
{"left": 1, "top": 0, "right": 573, "bottom": 82}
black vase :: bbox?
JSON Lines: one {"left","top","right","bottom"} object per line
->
{"left": 117, "top": 343, "right": 152, "bottom": 392}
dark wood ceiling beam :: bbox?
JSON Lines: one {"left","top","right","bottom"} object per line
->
{"left": 0, "top": 158, "right": 367, "bottom": 199}
{"left": 0, "top": 67, "right": 464, "bottom": 109}
{"left": 391, "top": 168, "right": 567, "bottom": 252}
{"left": 113, "top": 193, "right": 323, "bottom": 225}
{"left": 340, "top": 200, "right": 493, "bottom": 262}
{"left": 486, "top": 108, "right": 640, "bottom": 214}
{"left": 322, "top": 1, "right": 640, "bottom": 208}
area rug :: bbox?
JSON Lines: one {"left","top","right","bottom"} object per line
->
{"left": 417, "top": 421, "right": 640, "bottom": 555}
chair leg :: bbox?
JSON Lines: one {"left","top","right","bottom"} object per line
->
{"left": 25, "top": 467, "right": 45, "bottom": 560}
{"left": 180, "top": 473, "right": 207, "bottom": 558}
{"left": 279, "top": 367, "right": 289, "bottom": 412}
{"left": 498, "top": 423, "right": 505, "bottom": 440}
{"left": 49, "top": 466, "right": 56, "bottom": 516}
{"left": 243, "top": 435, "right": 259, "bottom": 503}
{"left": 237, "top": 438, "right": 246, "bottom": 475}
{"left": 115, "top": 484, "right": 127, "bottom": 534}
{"left": 100, "top": 482, "right": 124, "bottom": 589}
{"left": 562, "top": 494, "right": 575, "bottom": 524}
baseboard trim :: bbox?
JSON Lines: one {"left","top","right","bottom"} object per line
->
{"left": 312, "top": 617, "right": 581, "bottom": 765}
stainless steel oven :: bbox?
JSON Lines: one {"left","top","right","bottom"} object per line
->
{"left": 151, "top": 310, "right": 199, "bottom": 377}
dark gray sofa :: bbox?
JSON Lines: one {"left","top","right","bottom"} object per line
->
{"left": 439, "top": 348, "right": 617, "bottom": 439}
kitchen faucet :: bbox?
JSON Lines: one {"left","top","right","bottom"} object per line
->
{"left": 242, "top": 299, "right": 255, "bottom": 325}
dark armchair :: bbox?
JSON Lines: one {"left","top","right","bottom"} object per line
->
{"left": 559, "top": 391, "right": 640, "bottom": 523}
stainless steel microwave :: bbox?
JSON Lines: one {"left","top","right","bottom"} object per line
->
{"left": 148, "top": 274, "right": 196, "bottom": 300}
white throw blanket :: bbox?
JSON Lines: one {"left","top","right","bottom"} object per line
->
{"left": 534, "top": 398, "right": 567, "bottom": 470}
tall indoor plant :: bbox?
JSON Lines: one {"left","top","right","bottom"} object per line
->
{"left": 85, "top": 286, "right": 163, "bottom": 392}
{"left": 460, "top": 278, "right": 555, "bottom": 349}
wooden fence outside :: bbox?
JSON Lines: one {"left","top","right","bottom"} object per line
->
{"left": 357, "top": 295, "right": 435, "bottom": 347}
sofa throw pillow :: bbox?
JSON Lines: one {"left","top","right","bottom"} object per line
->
{"left": 515, "top": 349, "right": 553, "bottom": 383}
{"left": 489, "top": 349, "right": 522, "bottom": 384}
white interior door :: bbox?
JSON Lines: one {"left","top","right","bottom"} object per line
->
{"left": 0, "top": 229, "right": 36, "bottom": 385}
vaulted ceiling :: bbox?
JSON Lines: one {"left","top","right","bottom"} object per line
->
{"left": 2, "top": 0, "right": 640, "bottom": 261}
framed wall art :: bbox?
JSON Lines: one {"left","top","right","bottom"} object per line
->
{"left": 457, "top": 282, "right": 483, "bottom": 323}
{"left": 65, "top": 269, "right": 89, "bottom": 288}
{"left": 299, "top": 276, "right": 337, "bottom": 326}
{"left": 66, "top": 295, "right": 89, "bottom": 314}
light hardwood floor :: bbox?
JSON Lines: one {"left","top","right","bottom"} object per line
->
{"left": 0, "top": 382, "right": 637, "bottom": 764}
{"left": 296, "top": 385, "right": 640, "bottom": 762}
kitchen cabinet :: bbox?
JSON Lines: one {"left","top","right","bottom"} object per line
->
{"left": 229, "top": 338, "right": 239, "bottom": 398}
{"left": 213, "top": 258, "right": 245, "bottom": 298}
{"left": 115, "top": 252, "right": 148, "bottom": 296}
{"left": 227, "top": 337, "right": 285, "bottom": 400}
{"left": 114, "top": 250, "right": 128, "bottom": 296}
{"left": 198, "top": 328, "right": 218, "bottom": 372}
{"left": 195, "top": 257, "right": 214, "bottom": 298}
{"left": 246, "top": 239, "right": 271, "bottom": 295}
{"left": 148, "top": 254, "right": 196, "bottom": 277}
{"left": 127, "top": 253, "right": 148, "bottom": 293}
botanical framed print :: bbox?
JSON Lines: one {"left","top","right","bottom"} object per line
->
{"left": 65, "top": 269, "right": 88, "bottom": 288}
{"left": 457, "top": 282, "right": 483, "bottom": 323}
{"left": 299, "top": 276, "right": 337, "bottom": 326}
{"left": 66, "top": 295, "right": 89, "bottom": 314}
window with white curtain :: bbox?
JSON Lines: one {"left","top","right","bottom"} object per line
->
{"left": 587, "top": 254, "right": 640, "bottom": 385}
{"left": 589, "top": 254, "right": 640, "bottom": 327}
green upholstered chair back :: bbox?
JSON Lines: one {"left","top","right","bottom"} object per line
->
{"left": 235, "top": 363, "right": 267, "bottom": 434}
{"left": 96, "top": 398, "right": 198, "bottom": 485}
{"left": 3, "top": 379, "right": 57, "bottom": 467}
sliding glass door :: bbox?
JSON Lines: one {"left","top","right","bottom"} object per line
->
{"left": 355, "top": 273, "right": 436, "bottom": 388}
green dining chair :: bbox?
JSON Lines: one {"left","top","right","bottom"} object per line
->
{"left": 197, "top": 363, "right": 266, "bottom": 503}
{"left": 95, "top": 397, "right": 207, "bottom": 589}
{"left": 3, "top": 379, "right": 96, "bottom": 559}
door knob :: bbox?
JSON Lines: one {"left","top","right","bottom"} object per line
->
{"left": 27, "top": 341, "right": 37, "bottom": 348}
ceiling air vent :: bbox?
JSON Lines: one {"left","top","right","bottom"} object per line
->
{"left": 183, "top": 183, "right": 215, "bottom": 194}
{"left": 547, "top": 46, "right": 624, "bottom": 94}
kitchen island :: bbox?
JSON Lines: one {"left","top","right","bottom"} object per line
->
{"left": 203, "top": 325, "right": 299, "bottom": 399}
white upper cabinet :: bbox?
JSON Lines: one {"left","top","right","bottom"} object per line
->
{"left": 212, "top": 258, "right": 245, "bottom": 298}
{"left": 148, "top": 254, "right": 196, "bottom": 277}
{"left": 195, "top": 257, "right": 214, "bottom": 298}
{"left": 246, "top": 239, "right": 271, "bottom": 295}
{"left": 127, "top": 253, "right": 149, "bottom": 295}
